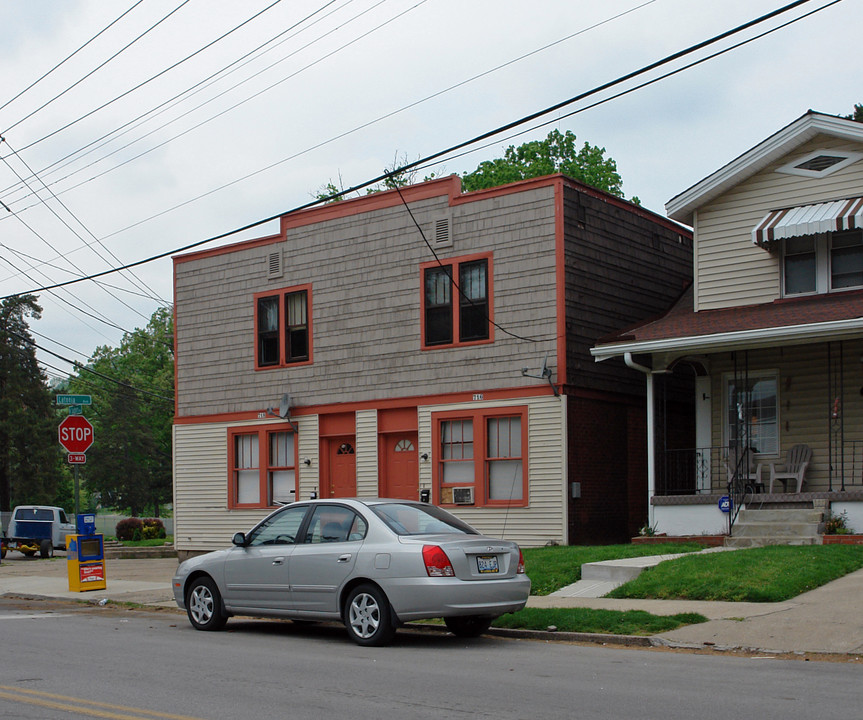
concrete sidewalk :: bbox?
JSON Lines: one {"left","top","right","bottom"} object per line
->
{"left": 2, "top": 553, "right": 862, "bottom": 656}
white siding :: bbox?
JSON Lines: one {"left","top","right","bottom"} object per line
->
{"left": 175, "top": 395, "right": 567, "bottom": 552}
{"left": 695, "top": 136, "right": 863, "bottom": 311}
{"left": 418, "top": 394, "right": 567, "bottom": 548}
{"left": 355, "top": 409, "right": 379, "bottom": 497}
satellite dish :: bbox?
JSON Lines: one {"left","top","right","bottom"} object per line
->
{"left": 278, "top": 394, "right": 291, "bottom": 419}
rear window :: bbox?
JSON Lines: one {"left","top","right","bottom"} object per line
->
{"left": 14, "top": 508, "right": 53, "bottom": 521}
{"left": 371, "top": 503, "right": 478, "bottom": 536}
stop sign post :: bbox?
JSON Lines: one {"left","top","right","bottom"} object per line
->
{"left": 59, "top": 414, "right": 94, "bottom": 520}
{"left": 59, "top": 415, "right": 94, "bottom": 454}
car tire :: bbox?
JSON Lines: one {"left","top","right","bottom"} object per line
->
{"left": 39, "top": 540, "right": 53, "bottom": 559}
{"left": 444, "top": 615, "right": 493, "bottom": 638}
{"left": 186, "top": 576, "right": 227, "bottom": 631}
{"left": 344, "top": 583, "right": 396, "bottom": 647}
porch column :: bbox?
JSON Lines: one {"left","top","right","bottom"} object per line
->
{"left": 625, "top": 353, "right": 655, "bottom": 528}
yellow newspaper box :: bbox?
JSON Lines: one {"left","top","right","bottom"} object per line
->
{"left": 67, "top": 534, "right": 106, "bottom": 592}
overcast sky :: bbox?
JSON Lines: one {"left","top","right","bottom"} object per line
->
{"left": 1, "top": 0, "right": 860, "bottom": 382}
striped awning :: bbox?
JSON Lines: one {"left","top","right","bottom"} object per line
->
{"left": 752, "top": 197, "right": 863, "bottom": 247}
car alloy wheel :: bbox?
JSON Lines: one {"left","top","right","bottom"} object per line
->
{"left": 345, "top": 583, "right": 395, "bottom": 647}
{"left": 186, "top": 577, "right": 227, "bottom": 631}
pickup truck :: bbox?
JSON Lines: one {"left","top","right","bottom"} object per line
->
{"left": 2, "top": 505, "right": 75, "bottom": 558}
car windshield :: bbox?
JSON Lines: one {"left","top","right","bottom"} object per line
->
{"left": 370, "top": 503, "right": 478, "bottom": 536}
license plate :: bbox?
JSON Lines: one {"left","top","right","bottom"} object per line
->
{"left": 476, "top": 555, "right": 499, "bottom": 573}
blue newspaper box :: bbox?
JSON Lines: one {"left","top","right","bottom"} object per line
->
{"left": 76, "top": 513, "right": 96, "bottom": 535}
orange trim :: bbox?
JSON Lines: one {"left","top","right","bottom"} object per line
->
{"left": 319, "top": 412, "right": 356, "bottom": 437}
{"left": 378, "top": 407, "right": 418, "bottom": 433}
{"left": 174, "top": 384, "right": 554, "bottom": 424}
{"left": 253, "top": 283, "right": 313, "bottom": 370}
{"left": 419, "top": 251, "right": 494, "bottom": 350}
{"left": 431, "top": 406, "right": 528, "bottom": 508}
{"left": 227, "top": 423, "right": 298, "bottom": 509}
{"left": 173, "top": 232, "right": 283, "bottom": 264}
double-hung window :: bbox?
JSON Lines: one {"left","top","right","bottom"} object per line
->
{"left": 783, "top": 230, "right": 863, "bottom": 296}
{"left": 255, "top": 285, "right": 312, "bottom": 369}
{"left": 421, "top": 254, "right": 492, "bottom": 348}
{"left": 433, "top": 407, "right": 527, "bottom": 507}
{"left": 724, "top": 373, "right": 778, "bottom": 457}
{"left": 229, "top": 426, "right": 297, "bottom": 508}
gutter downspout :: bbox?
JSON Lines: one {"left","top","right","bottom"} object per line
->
{"left": 624, "top": 353, "right": 656, "bottom": 529}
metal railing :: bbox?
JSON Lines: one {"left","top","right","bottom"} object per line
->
{"left": 658, "top": 447, "right": 730, "bottom": 496}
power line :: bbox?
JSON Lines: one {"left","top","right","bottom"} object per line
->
{"left": 2, "top": 0, "right": 827, "bottom": 300}
{"left": 0, "top": 1, "right": 146, "bottom": 115}
{"left": 0, "top": 0, "right": 347, "bottom": 206}
{"left": 7, "top": 0, "right": 286, "bottom": 154}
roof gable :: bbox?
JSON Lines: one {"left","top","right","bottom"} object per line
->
{"left": 666, "top": 112, "right": 863, "bottom": 225}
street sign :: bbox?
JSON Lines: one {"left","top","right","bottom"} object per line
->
{"left": 58, "top": 415, "right": 94, "bottom": 454}
{"left": 56, "top": 394, "right": 92, "bottom": 406}
{"left": 68, "top": 453, "right": 87, "bottom": 464}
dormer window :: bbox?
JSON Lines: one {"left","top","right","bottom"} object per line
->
{"left": 782, "top": 230, "right": 863, "bottom": 296}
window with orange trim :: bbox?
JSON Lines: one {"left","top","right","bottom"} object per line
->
{"left": 229, "top": 425, "right": 297, "bottom": 508}
{"left": 255, "top": 285, "right": 312, "bottom": 369}
{"left": 421, "top": 254, "right": 492, "bottom": 349}
{"left": 432, "top": 407, "right": 527, "bottom": 507}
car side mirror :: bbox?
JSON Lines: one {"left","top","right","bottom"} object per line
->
{"left": 232, "top": 532, "right": 247, "bottom": 547}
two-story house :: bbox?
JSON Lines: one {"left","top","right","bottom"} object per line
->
{"left": 172, "top": 173, "right": 691, "bottom": 557}
{"left": 592, "top": 111, "right": 863, "bottom": 537}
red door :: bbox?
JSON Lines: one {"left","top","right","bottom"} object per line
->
{"left": 325, "top": 437, "right": 356, "bottom": 498}
{"left": 381, "top": 433, "right": 419, "bottom": 500}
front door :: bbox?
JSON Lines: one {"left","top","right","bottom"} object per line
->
{"left": 325, "top": 437, "right": 356, "bottom": 498}
{"left": 381, "top": 433, "right": 419, "bottom": 500}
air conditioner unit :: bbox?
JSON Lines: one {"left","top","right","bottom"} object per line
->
{"left": 452, "top": 487, "right": 474, "bottom": 505}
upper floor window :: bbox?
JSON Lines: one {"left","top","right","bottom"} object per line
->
{"left": 783, "top": 230, "right": 863, "bottom": 296}
{"left": 421, "top": 254, "right": 493, "bottom": 349}
{"left": 255, "top": 285, "right": 312, "bottom": 369}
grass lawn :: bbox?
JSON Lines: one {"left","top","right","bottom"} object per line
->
{"left": 492, "top": 607, "right": 707, "bottom": 636}
{"left": 523, "top": 542, "right": 705, "bottom": 596}
{"left": 107, "top": 536, "right": 174, "bottom": 547}
{"left": 607, "top": 544, "right": 863, "bottom": 602}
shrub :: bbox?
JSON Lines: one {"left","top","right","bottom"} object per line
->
{"left": 115, "top": 517, "right": 144, "bottom": 541}
{"left": 824, "top": 510, "right": 853, "bottom": 535}
{"left": 142, "top": 518, "right": 167, "bottom": 540}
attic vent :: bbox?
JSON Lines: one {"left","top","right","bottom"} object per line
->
{"left": 777, "top": 149, "right": 863, "bottom": 178}
{"left": 433, "top": 217, "right": 452, "bottom": 246}
{"left": 795, "top": 155, "right": 846, "bottom": 173}
{"left": 267, "top": 250, "right": 283, "bottom": 279}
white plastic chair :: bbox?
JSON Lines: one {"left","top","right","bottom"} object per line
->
{"left": 769, "top": 444, "right": 812, "bottom": 493}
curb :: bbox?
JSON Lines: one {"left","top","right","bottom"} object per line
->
{"left": 409, "top": 622, "right": 652, "bottom": 647}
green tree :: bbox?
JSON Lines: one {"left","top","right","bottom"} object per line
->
{"left": 461, "top": 129, "right": 637, "bottom": 202}
{"left": 0, "top": 295, "right": 62, "bottom": 511}
{"left": 845, "top": 103, "right": 863, "bottom": 123}
{"left": 67, "top": 307, "right": 174, "bottom": 516}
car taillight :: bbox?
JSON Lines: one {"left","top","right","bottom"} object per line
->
{"left": 516, "top": 548, "right": 525, "bottom": 574}
{"left": 423, "top": 544, "right": 454, "bottom": 577}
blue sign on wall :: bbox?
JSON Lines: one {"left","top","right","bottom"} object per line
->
{"left": 718, "top": 495, "right": 732, "bottom": 513}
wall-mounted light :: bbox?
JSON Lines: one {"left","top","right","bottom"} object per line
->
{"left": 420, "top": 453, "right": 429, "bottom": 461}
{"left": 302, "top": 457, "right": 311, "bottom": 466}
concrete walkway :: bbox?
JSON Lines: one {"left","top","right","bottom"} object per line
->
{"left": 2, "top": 552, "right": 863, "bottom": 656}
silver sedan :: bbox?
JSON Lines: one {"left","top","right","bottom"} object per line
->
{"left": 172, "top": 498, "right": 530, "bottom": 646}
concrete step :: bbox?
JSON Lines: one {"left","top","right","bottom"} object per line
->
{"left": 737, "top": 509, "right": 823, "bottom": 524}
{"left": 726, "top": 535, "right": 822, "bottom": 548}
{"left": 732, "top": 522, "right": 821, "bottom": 537}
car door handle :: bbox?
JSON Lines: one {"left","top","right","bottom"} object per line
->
{"left": 337, "top": 554, "right": 352, "bottom": 563}
{"left": 273, "top": 557, "right": 285, "bottom": 565}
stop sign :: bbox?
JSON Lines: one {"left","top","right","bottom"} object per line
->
{"left": 58, "top": 415, "right": 94, "bottom": 454}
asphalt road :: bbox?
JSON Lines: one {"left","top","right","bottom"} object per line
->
{"left": 0, "top": 598, "right": 859, "bottom": 720}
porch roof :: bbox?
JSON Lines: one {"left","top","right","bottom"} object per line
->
{"left": 591, "top": 286, "right": 863, "bottom": 361}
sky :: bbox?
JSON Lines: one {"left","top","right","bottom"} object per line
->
{"left": 0, "top": 0, "right": 860, "bottom": 382}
